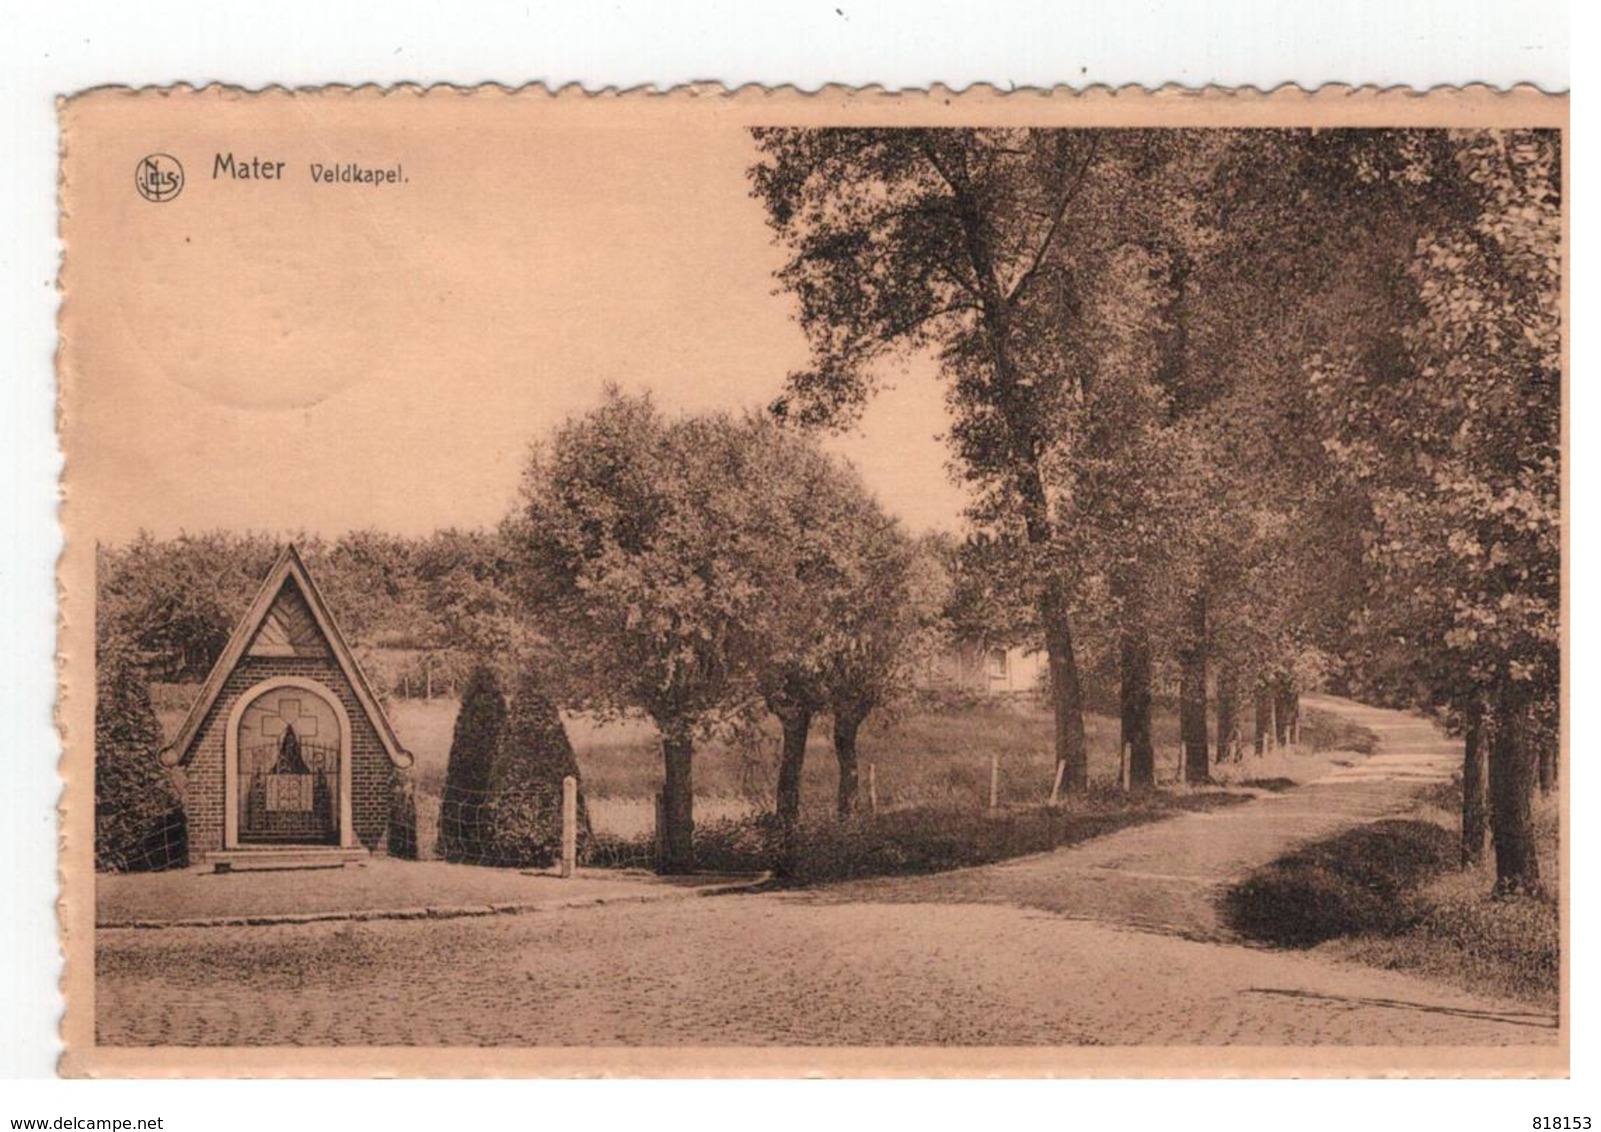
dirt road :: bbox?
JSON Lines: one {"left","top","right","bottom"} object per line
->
{"left": 96, "top": 697, "right": 1558, "bottom": 1047}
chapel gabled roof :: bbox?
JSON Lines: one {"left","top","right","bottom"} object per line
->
{"left": 159, "top": 544, "right": 414, "bottom": 769}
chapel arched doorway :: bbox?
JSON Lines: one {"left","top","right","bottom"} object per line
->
{"left": 236, "top": 684, "right": 343, "bottom": 845}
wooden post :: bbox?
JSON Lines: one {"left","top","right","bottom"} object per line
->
{"left": 1120, "top": 743, "right": 1131, "bottom": 792}
{"left": 989, "top": 752, "right": 1000, "bottom": 810}
{"left": 868, "top": 763, "right": 879, "bottom": 816}
{"left": 1267, "top": 701, "right": 1278, "bottom": 752}
{"left": 1049, "top": 759, "right": 1066, "bottom": 806}
{"left": 560, "top": 776, "right": 578, "bottom": 878}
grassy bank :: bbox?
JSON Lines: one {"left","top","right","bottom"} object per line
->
{"left": 1222, "top": 778, "right": 1560, "bottom": 1008}
{"left": 1324, "top": 783, "right": 1560, "bottom": 1008}
{"left": 587, "top": 790, "right": 1253, "bottom": 882}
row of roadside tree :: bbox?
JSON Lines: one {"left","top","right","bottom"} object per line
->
{"left": 99, "top": 126, "right": 1558, "bottom": 895}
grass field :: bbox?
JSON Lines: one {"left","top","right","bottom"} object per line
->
{"left": 388, "top": 694, "right": 1182, "bottom": 816}
{"left": 155, "top": 683, "right": 1363, "bottom": 840}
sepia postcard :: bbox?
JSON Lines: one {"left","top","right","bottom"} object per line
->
{"left": 57, "top": 84, "right": 1567, "bottom": 1077}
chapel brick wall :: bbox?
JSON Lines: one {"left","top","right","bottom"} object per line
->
{"left": 180, "top": 654, "right": 398, "bottom": 856}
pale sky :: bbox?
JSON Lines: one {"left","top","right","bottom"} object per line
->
{"left": 62, "top": 94, "right": 970, "bottom": 543}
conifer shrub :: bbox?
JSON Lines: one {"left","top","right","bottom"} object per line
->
{"left": 479, "top": 669, "right": 590, "bottom": 867}
{"left": 95, "top": 640, "right": 186, "bottom": 871}
{"left": 437, "top": 664, "right": 505, "bottom": 863}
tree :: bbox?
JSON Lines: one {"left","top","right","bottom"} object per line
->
{"left": 438, "top": 664, "right": 506, "bottom": 863}
{"left": 508, "top": 391, "right": 806, "bottom": 872}
{"left": 747, "top": 434, "right": 874, "bottom": 844}
{"left": 96, "top": 531, "right": 280, "bottom": 681}
{"left": 316, "top": 529, "right": 420, "bottom": 645}
{"left": 1309, "top": 129, "right": 1560, "bottom": 894}
{"left": 95, "top": 637, "right": 185, "bottom": 871}
{"left": 413, "top": 527, "right": 540, "bottom": 697}
{"left": 749, "top": 431, "right": 938, "bottom": 842}
{"left": 751, "top": 128, "right": 1134, "bottom": 794}
{"left": 1043, "top": 236, "right": 1204, "bottom": 787}
{"left": 823, "top": 532, "right": 948, "bottom": 818}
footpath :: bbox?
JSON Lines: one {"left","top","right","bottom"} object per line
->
{"left": 806, "top": 695, "right": 1459, "bottom": 940}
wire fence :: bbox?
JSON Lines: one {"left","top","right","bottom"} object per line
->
{"left": 100, "top": 725, "right": 1328, "bottom": 876}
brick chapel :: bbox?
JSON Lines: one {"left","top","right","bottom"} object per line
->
{"left": 159, "top": 545, "right": 413, "bottom": 869}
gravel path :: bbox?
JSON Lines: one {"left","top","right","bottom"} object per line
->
{"left": 797, "top": 696, "right": 1459, "bottom": 941}
{"left": 96, "top": 697, "right": 1558, "bottom": 1047}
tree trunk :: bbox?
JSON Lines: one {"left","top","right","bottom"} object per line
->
{"left": 1179, "top": 592, "right": 1209, "bottom": 784}
{"left": 1041, "top": 575, "right": 1089, "bottom": 793}
{"left": 1274, "top": 682, "right": 1299, "bottom": 747}
{"left": 774, "top": 708, "right": 811, "bottom": 831}
{"left": 660, "top": 727, "right": 695, "bottom": 875}
{"left": 1215, "top": 662, "right": 1240, "bottom": 763}
{"left": 1488, "top": 684, "right": 1542, "bottom": 896}
{"left": 945, "top": 174, "right": 1088, "bottom": 795}
{"left": 1120, "top": 626, "right": 1156, "bottom": 788}
{"left": 1461, "top": 701, "right": 1488, "bottom": 868}
{"left": 833, "top": 709, "right": 865, "bottom": 819}
{"left": 1253, "top": 684, "right": 1272, "bottom": 755}
{"left": 1536, "top": 734, "right": 1556, "bottom": 796}
{"left": 772, "top": 707, "right": 812, "bottom": 878}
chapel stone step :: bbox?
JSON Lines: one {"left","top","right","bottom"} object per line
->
{"left": 205, "top": 846, "right": 371, "bottom": 873}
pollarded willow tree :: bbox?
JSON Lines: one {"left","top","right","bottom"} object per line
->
{"left": 745, "top": 425, "right": 898, "bottom": 837}
{"left": 750, "top": 436, "right": 942, "bottom": 869}
{"left": 508, "top": 389, "right": 922, "bottom": 871}
{"left": 507, "top": 391, "right": 779, "bottom": 871}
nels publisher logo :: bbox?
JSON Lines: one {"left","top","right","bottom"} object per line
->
{"left": 135, "top": 153, "right": 184, "bottom": 203}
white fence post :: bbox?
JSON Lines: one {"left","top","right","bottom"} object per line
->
{"left": 989, "top": 752, "right": 1000, "bottom": 810}
{"left": 560, "top": 775, "right": 578, "bottom": 878}
{"left": 868, "top": 762, "right": 879, "bottom": 816}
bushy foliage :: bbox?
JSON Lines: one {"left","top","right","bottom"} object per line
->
{"left": 1413, "top": 891, "right": 1559, "bottom": 1005}
{"left": 95, "top": 640, "right": 186, "bottom": 872}
{"left": 475, "top": 784, "right": 563, "bottom": 868}
{"left": 1222, "top": 819, "right": 1456, "bottom": 946}
{"left": 96, "top": 528, "right": 527, "bottom": 687}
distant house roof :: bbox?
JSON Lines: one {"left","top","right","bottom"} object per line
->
{"left": 159, "top": 544, "right": 413, "bottom": 770}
